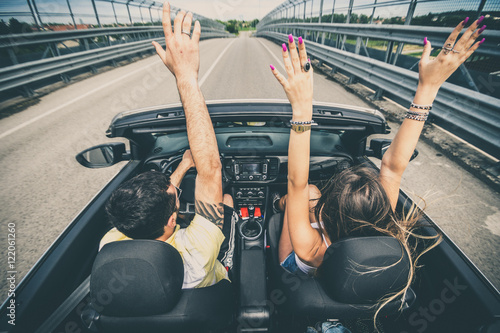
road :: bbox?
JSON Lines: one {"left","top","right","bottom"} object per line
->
{"left": 0, "top": 31, "right": 499, "bottom": 302}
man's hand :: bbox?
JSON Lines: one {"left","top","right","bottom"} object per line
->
{"left": 181, "top": 149, "right": 195, "bottom": 169}
{"left": 170, "top": 150, "right": 195, "bottom": 188}
{"left": 152, "top": 2, "right": 201, "bottom": 83}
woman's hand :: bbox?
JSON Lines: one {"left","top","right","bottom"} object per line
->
{"left": 270, "top": 35, "right": 313, "bottom": 121}
{"left": 152, "top": 2, "right": 201, "bottom": 84}
{"left": 418, "top": 16, "right": 485, "bottom": 93}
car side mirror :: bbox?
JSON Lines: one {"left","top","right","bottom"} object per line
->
{"left": 367, "top": 138, "right": 418, "bottom": 161}
{"left": 76, "top": 143, "right": 130, "bottom": 168}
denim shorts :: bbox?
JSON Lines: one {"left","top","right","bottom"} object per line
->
{"left": 280, "top": 251, "right": 316, "bottom": 276}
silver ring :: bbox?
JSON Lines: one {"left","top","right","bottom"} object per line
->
{"left": 303, "top": 61, "right": 311, "bottom": 72}
{"left": 181, "top": 30, "right": 191, "bottom": 36}
{"left": 442, "top": 43, "right": 453, "bottom": 55}
{"left": 451, "top": 49, "right": 460, "bottom": 54}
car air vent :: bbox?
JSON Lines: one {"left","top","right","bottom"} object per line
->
{"left": 268, "top": 158, "right": 279, "bottom": 176}
{"left": 153, "top": 147, "right": 163, "bottom": 154}
{"left": 226, "top": 136, "right": 273, "bottom": 148}
{"left": 317, "top": 109, "right": 343, "bottom": 116}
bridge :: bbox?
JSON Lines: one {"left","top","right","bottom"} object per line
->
{"left": 0, "top": 0, "right": 499, "bottom": 303}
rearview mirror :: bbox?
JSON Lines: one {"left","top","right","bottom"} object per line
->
{"left": 76, "top": 143, "right": 129, "bottom": 168}
{"left": 367, "top": 139, "right": 418, "bottom": 161}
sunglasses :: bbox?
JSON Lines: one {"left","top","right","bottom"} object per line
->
{"left": 174, "top": 185, "right": 182, "bottom": 202}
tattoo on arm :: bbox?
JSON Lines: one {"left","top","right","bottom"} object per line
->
{"left": 195, "top": 200, "right": 224, "bottom": 229}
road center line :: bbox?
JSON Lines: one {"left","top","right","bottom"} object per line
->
{"left": 199, "top": 38, "right": 236, "bottom": 88}
{"left": 257, "top": 38, "right": 286, "bottom": 72}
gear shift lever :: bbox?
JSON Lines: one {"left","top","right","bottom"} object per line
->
{"left": 239, "top": 204, "right": 262, "bottom": 240}
{"left": 248, "top": 205, "right": 255, "bottom": 219}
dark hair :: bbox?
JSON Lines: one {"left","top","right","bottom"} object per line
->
{"left": 315, "top": 165, "right": 396, "bottom": 242}
{"left": 105, "top": 171, "right": 177, "bottom": 239}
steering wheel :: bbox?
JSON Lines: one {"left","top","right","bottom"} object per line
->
{"left": 160, "top": 151, "right": 197, "bottom": 216}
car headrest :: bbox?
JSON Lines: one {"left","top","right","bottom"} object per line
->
{"left": 317, "top": 236, "right": 410, "bottom": 304}
{"left": 90, "top": 240, "right": 184, "bottom": 317}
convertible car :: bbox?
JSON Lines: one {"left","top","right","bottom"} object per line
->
{"left": 1, "top": 100, "right": 499, "bottom": 333}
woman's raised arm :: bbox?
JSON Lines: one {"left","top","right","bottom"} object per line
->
{"left": 379, "top": 17, "right": 486, "bottom": 210}
{"left": 270, "top": 35, "right": 325, "bottom": 266}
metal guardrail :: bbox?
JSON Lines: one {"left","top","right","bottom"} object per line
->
{"left": 0, "top": 26, "right": 229, "bottom": 49}
{"left": 258, "top": 23, "right": 500, "bottom": 58}
{"left": 256, "top": 30, "right": 500, "bottom": 159}
{"left": 0, "top": 29, "right": 232, "bottom": 97}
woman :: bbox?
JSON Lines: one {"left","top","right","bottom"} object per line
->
{"left": 269, "top": 17, "right": 486, "bottom": 319}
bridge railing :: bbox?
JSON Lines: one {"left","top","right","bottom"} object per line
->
{"left": 256, "top": 0, "right": 500, "bottom": 159}
{"left": 0, "top": 23, "right": 231, "bottom": 100}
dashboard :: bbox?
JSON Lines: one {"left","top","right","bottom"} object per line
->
{"left": 143, "top": 151, "right": 353, "bottom": 244}
{"left": 144, "top": 154, "right": 353, "bottom": 185}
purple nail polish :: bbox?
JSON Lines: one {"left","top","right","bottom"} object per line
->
{"left": 298, "top": 36, "right": 303, "bottom": 44}
{"left": 288, "top": 34, "right": 294, "bottom": 43}
{"left": 463, "top": 17, "right": 469, "bottom": 25}
{"left": 479, "top": 38, "right": 485, "bottom": 45}
{"left": 424, "top": 37, "right": 427, "bottom": 46}
{"left": 308, "top": 58, "right": 310, "bottom": 62}
{"left": 270, "top": 64, "right": 275, "bottom": 70}
{"left": 282, "top": 43, "right": 287, "bottom": 52}
{"left": 477, "top": 15, "right": 485, "bottom": 25}
{"left": 478, "top": 25, "right": 486, "bottom": 33}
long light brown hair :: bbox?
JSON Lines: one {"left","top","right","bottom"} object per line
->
{"left": 314, "top": 165, "right": 442, "bottom": 330}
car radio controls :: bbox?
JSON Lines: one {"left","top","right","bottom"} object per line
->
{"left": 247, "top": 191, "right": 254, "bottom": 196}
{"left": 224, "top": 158, "right": 279, "bottom": 182}
{"left": 258, "top": 191, "right": 264, "bottom": 198}
{"left": 236, "top": 191, "right": 243, "bottom": 199}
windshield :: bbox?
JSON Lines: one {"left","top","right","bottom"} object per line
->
{"left": 0, "top": 0, "right": 499, "bottom": 308}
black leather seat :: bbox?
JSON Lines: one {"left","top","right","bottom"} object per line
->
{"left": 83, "top": 240, "right": 234, "bottom": 333}
{"left": 266, "top": 213, "right": 415, "bottom": 320}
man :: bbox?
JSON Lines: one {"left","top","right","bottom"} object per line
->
{"left": 99, "top": 2, "right": 237, "bottom": 289}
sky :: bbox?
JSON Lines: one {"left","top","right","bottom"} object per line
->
{"left": 0, "top": 0, "right": 286, "bottom": 24}
{"left": 169, "top": 0, "right": 284, "bottom": 21}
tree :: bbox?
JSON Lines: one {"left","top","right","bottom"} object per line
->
{"left": 359, "top": 14, "right": 369, "bottom": 24}
{"left": 0, "top": 20, "right": 9, "bottom": 35}
{"left": 8, "top": 18, "right": 32, "bottom": 34}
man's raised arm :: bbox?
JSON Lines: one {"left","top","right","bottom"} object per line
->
{"left": 152, "top": 2, "right": 224, "bottom": 228}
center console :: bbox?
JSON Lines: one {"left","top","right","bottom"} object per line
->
{"left": 224, "top": 157, "right": 279, "bottom": 332}
{"left": 224, "top": 157, "right": 280, "bottom": 247}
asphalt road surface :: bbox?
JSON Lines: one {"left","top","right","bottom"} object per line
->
{"left": 0, "top": 32, "right": 499, "bottom": 302}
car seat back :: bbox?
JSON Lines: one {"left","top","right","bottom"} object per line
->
{"left": 84, "top": 240, "right": 234, "bottom": 332}
{"left": 266, "top": 213, "right": 415, "bottom": 320}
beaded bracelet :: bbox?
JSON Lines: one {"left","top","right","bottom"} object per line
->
{"left": 410, "top": 102, "right": 433, "bottom": 111}
{"left": 405, "top": 110, "right": 429, "bottom": 122}
{"left": 290, "top": 120, "right": 317, "bottom": 125}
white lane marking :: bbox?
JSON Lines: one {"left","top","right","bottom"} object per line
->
{"left": 0, "top": 38, "right": 233, "bottom": 141}
{"left": 0, "top": 60, "right": 159, "bottom": 141}
{"left": 257, "top": 38, "right": 286, "bottom": 72}
{"left": 198, "top": 38, "right": 236, "bottom": 87}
